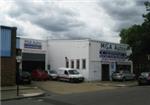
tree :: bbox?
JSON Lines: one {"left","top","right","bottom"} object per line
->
{"left": 119, "top": 1, "right": 150, "bottom": 73}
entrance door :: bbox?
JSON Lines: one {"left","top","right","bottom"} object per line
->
{"left": 102, "top": 64, "right": 110, "bottom": 81}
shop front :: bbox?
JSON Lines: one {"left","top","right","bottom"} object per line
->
{"left": 16, "top": 38, "right": 47, "bottom": 73}
{"left": 100, "top": 41, "right": 132, "bottom": 80}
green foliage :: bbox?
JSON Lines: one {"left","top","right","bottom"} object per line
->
{"left": 119, "top": 1, "right": 150, "bottom": 60}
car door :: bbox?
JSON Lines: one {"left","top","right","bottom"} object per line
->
{"left": 64, "top": 70, "right": 69, "bottom": 81}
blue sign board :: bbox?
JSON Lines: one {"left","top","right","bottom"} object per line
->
{"left": 99, "top": 50, "right": 127, "bottom": 60}
{"left": 24, "top": 40, "right": 42, "bottom": 49}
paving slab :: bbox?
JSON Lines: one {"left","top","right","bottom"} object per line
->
{"left": 1, "top": 85, "right": 45, "bottom": 101}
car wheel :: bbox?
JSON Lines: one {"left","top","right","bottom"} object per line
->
{"left": 138, "top": 82, "right": 143, "bottom": 86}
{"left": 49, "top": 76, "right": 52, "bottom": 80}
{"left": 27, "top": 80, "right": 31, "bottom": 84}
{"left": 122, "top": 77, "right": 126, "bottom": 81}
{"left": 112, "top": 78, "right": 116, "bottom": 81}
{"left": 70, "top": 78, "right": 74, "bottom": 83}
{"left": 57, "top": 77, "right": 61, "bottom": 81}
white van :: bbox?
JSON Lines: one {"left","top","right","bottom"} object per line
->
{"left": 57, "top": 68, "right": 84, "bottom": 82}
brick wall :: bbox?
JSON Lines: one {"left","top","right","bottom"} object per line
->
{"left": 1, "top": 57, "right": 16, "bottom": 86}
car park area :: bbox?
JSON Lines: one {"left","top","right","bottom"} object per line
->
{"left": 33, "top": 81, "right": 137, "bottom": 95}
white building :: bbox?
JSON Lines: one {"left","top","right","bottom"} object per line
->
{"left": 47, "top": 39, "right": 133, "bottom": 81}
{"left": 17, "top": 38, "right": 132, "bottom": 81}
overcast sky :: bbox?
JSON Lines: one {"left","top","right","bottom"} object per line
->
{"left": 0, "top": 0, "right": 148, "bottom": 42}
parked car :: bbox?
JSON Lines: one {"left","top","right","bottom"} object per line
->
{"left": 112, "top": 70, "right": 135, "bottom": 81}
{"left": 57, "top": 68, "right": 84, "bottom": 83}
{"left": 47, "top": 70, "right": 58, "bottom": 80}
{"left": 31, "top": 69, "right": 49, "bottom": 81}
{"left": 138, "top": 72, "right": 150, "bottom": 85}
{"left": 19, "top": 71, "right": 31, "bottom": 84}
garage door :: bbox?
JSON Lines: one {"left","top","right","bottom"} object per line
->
{"left": 22, "top": 53, "right": 45, "bottom": 73}
{"left": 22, "top": 53, "right": 45, "bottom": 61}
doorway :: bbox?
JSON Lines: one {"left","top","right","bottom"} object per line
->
{"left": 102, "top": 64, "right": 110, "bottom": 81}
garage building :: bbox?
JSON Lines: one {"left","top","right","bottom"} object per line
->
{"left": 16, "top": 38, "right": 47, "bottom": 73}
{"left": 47, "top": 39, "right": 133, "bottom": 81}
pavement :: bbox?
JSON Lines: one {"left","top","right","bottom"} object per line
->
{"left": 0, "top": 84, "right": 45, "bottom": 101}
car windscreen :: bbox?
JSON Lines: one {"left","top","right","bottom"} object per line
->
{"left": 68, "top": 70, "right": 79, "bottom": 75}
{"left": 115, "top": 70, "right": 130, "bottom": 74}
{"left": 21, "top": 72, "right": 31, "bottom": 76}
{"left": 141, "top": 72, "right": 150, "bottom": 77}
{"left": 49, "top": 70, "right": 57, "bottom": 74}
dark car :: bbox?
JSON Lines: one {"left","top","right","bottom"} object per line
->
{"left": 19, "top": 71, "right": 31, "bottom": 84}
{"left": 138, "top": 72, "right": 150, "bottom": 85}
{"left": 112, "top": 70, "right": 135, "bottom": 81}
{"left": 31, "top": 69, "right": 49, "bottom": 81}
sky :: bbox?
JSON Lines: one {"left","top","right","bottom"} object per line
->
{"left": 0, "top": 0, "right": 148, "bottom": 43}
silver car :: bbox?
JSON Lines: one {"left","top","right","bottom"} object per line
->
{"left": 138, "top": 72, "right": 150, "bottom": 85}
{"left": 47, "top": 70, "right": 58, "bottom": 80}
{"left": 112, "top": 70, "right": 135, "bottom": 81}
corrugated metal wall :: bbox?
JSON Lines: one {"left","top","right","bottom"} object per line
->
{"left": 0, "top": 27, "right": 12, "bottom": 56}
{"left": 1, "top": 26, "right": 17, "bottom": 86}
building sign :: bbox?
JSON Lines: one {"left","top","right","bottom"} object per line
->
{"left": 99, "top": 42, "right": 129, "bottom": 61}
{"left": 99, "top": 50, "right": 127, "bottom": 61}
{"left": 24, "top": 40, "right": 42, "bottom": 49}
{"left": 100, "top": 42, "right": 128, "bottom": 52}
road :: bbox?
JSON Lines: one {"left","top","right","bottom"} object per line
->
{"left": 2, "top": 86, "right": 150, "bottom": 105}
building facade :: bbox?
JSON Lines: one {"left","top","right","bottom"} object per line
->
{"left": 16, "top": 38, "right": 47, "bottom": 73}
{"left": 0, "top": 26, "right": 17, "bottom": 86}
{"left": 47, "top": 39, "right": 132, "bottom": 81}
{"left": 0, "top": 25, "right": 133, "bottom": 86}
{"left": 15, "top": 38, "right": 133, "bottom": 81}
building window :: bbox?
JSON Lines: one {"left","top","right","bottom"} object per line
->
{"left": 71, "top": 60, "right": 74, "bottom": 68}
{"left": 66, "top": 60, "right": 69, "bottom": 68}
{"left": 76, "top": 59, "right": 80, "bottom": 69}
{"left": 82, "top": 59, "right": 86, "bottom": 69}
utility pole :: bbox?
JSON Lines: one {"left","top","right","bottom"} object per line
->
{"left": 16, "top": 49, "right": 22, "bottom": 96}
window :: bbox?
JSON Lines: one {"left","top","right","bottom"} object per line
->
{"left": 76, "top": 59, "right": 80, "bottom": 69}
{"left": 64, "top": 70, "right": 68, "bottom": 75}
{"left": 66, "top": 60, "right": 69, "bottom": 68}
{"left": 82, "top": 59, "right": 86, "bottom": 69}
{"left": 71, "top": 60, "right": 74, "bottom": 68}
{"left": 68, "top": 70, "right": 79, "bottom": 75}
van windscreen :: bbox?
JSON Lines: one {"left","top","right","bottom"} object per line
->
{"left": 68, "top": 70, "right": 79, "bottom": 75}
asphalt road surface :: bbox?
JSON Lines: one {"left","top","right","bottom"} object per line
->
{"left": 2, "top": 86, "right": 150, "bottom": 105}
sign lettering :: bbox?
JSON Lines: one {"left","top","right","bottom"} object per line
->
{"left": 24, "top": 40, "right": 42, "bottom": 49}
